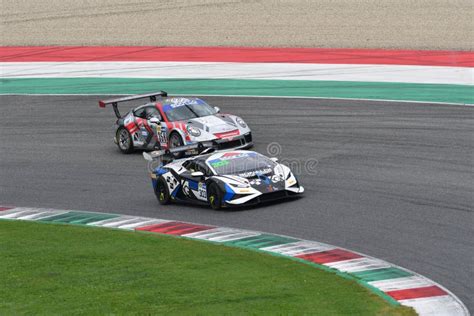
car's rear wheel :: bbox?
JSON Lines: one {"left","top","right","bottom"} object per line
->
{"left": 155, "top": 176, "right": 171, "bottom": 205}
{"left": 116, "top": 127, "right": 134, "bottom": 154}
{"left": 169, "top": 132, "right": 184, "bottom": 158}
{"left": 207, "top": 182, "right": 223, "bottom": 210}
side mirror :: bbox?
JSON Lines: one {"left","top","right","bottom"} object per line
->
{"left": 191, "top": 171, "right": 204, "bottom": 178}
{"left": 149, "top": 117, "right": 160, "bottom": 124}
{"left": 270, "top": 157, "right": 279, "bottom": 163}
{"left": 214, "top": 106, "right": 220, "bottom": 113}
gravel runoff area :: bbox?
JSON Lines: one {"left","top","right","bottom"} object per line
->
{"left": 0, "top": 0, "right": 472, "bottom": 50}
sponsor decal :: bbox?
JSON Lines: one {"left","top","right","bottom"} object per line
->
{"left": 158, "top": 124, "right": 167, "bottom": 145}
{"left": 197, "top": 182, "right": 207, "bottom": 200}
{"left": 210, "top": 160, "right": 230, "bottom": 168}
{"left": 182, "top": 181, "right": 190, "bottom": 196}
{"left": 210, "top": 152, "right": 256, "bottom": 166}
{"left": 222, "top": 152, "right": 246, "bottom": 158}
{"left": 239, "top": 167, "right": 272, "bottom": 178}
{"left": 214, "top": 130, "right": 240, "bottom": 139}
{"left": 166, "top": 98, "right": 202, "bottom": 108}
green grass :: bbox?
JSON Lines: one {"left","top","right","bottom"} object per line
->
{"left": 0, "top": 221, "right": 415, "bottom": 315}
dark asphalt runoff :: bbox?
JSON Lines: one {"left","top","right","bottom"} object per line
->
{"left": 0, "top": 95, "right": 472, "bottom": 310}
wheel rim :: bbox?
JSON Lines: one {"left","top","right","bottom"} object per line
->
{"left": 119, "top": 129, "right": 130, "bottom": 150}
{"left": 158, "top": 182, "right": 166, "bottom": 201}
{"left": 209, "top": 187, "right": 218, "bottom": 207}
{"left": 170, "top": 134, "right": 181, "bottom": 148}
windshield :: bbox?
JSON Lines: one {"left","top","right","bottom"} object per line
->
{"left": 207, "top": 152, "right": 276, "bottom": 177}
{"left": 163, "top": 98, "right": 216, "bottom": 122}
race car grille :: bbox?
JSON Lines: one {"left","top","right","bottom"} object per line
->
{"left": 217, "top": 139, "right": 243, "bottom": 150}
{"left": 258, "top": 191, "right": 288, "bottom": 203}
{"left": 244, "top": 133, "right": 252, "bottom": 143}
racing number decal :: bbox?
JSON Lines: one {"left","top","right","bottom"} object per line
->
{"left": 157, "top": 124, "right": 168, "bottom": 145}
{"left": 198, "top": 183, "right": 207, "bottom": 200}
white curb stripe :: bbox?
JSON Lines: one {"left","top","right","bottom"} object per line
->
{"left": 0, "top": 207, "right": 65, "bottom": 219}
{"left": 182, "top": 227, "right": 261, "bottom": 242}
{"left": 324, "top": 257, "right": 391, "bottom": 273}
{"left": 369, "top": 276, "right": 434, "bottom": 292}
{"left": 87, "top": 216, "right": 139, "bottom": 227}
{"left": 399, "top": 296, "right": 468, "bottom": 316}
{"left": 260, "top": 241, "right": 335, "bottom": 256}
{"left": 1, "top": 62, "right": 472, "bottom": 85}
{"left": 88, "top": 216, "right": 169, "bottom": 229}
{"left": 14, "top": 210, "right": 69, "bottom": 220}
{"left": 118, "top": 219, "right": 169, "bottom": 230}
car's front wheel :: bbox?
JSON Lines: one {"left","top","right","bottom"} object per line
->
{"left": 116, "top": 127, "right": 134, "bottom": 154}
{"left": 207, "top": 182, "right": 223, "bottom": 210}
{"left": 155, "top": 176, "right": 171, "bottom": 205}
{"left": 169, "top": 132, "right": 184, "bottom": 158}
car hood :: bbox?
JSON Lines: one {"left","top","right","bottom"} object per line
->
{"left": 221, "top": 167, "right": 286, "bottom": 193}
{"left": 246, "top": 170, "right": 286, "bottom": 193}
{"left": 187, "top": 115, "right": 238, "bottom": 134}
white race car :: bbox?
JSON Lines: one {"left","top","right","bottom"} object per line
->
{"left": 144, "top": 144, "right": 304, "bottom": 209}
{"left": 99, "top": 91, "right": 252, "bottom": 156}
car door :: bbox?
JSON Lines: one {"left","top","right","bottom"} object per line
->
{"left": 132, "top": 107, "right": 151, "bottom": 146}
{"left": 194, "top": 162, "right": 212, "bottom": 201}
{"left": 133, "top": 105, "right": 164, "bottom": 149}
{"left": 181, "top": 160, "right": 207, "bottom": 202}
{"left": 144, "top": 106, "right": 168, "bottom": 149}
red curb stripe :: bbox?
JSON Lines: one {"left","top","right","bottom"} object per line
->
{"left": 136, "top": 221, "right": 215, "bottom": 236}
{"left": 0, "top": 207, "right": 13, "bottom": 212}
{"left": 296, "top": 248, "right": 362, "bottom": 264}
{"left": 386, "top": 285, "right": 448, "bottom": 301}
{"left": 0, "top": 46, "right": 472, "bottom": 67}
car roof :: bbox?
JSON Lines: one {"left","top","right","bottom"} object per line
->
{"left": 133, "top": 97, "right": 207, "bottom": 111}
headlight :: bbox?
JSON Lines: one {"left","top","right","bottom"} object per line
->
{"left": 186, "top": 125, "right": 201, "bottom": 137}
{"left": 235, "top": 117, "right": 247, "bottom": 128}
{"left": 285, "top": 172, "right": 298, "bottom": 187}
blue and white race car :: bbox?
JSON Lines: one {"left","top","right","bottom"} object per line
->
{"left": 144, "top": 144, "right": 304, "bottom": 209}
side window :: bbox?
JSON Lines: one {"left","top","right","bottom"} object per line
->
{"left": 196, "top": 162, "right": 212, "bottom": 176}
{"left": 183, "top": 160, "right": 197, "bottom": 172}
{"left": 145, "top": 106, "right": 161, "bottom": 120}
{"left": 133, "top": 107, "right": 146, "bottom": 119}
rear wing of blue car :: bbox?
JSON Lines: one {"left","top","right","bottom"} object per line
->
{"left": 99, "top": 91, "right": 168, "bottom": 118}
{"left": 143, "top": 142, "right": 215, "bottom": 164}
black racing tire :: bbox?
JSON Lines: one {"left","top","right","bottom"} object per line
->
{"left": 169, "top": 132, "right": 184, "bottom": 159}
{"left": 116, "top": 127, "right": 134, "bottom": 154}
{"left": 207, "top": 182, "right": 223, "bottom": 210}
{"left": 155, "top": 176, "right": 171, "bottom": 205}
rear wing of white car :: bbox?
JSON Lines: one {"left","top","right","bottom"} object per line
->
{"left": 143, "top": 142, "right": 215, "bottom": 164}
{"left": 98, "top": 91, "right": 168, "bottom": 118}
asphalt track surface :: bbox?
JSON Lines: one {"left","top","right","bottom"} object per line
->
{"left": 0, "top": 95, "right": 473, "bottom": 310}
